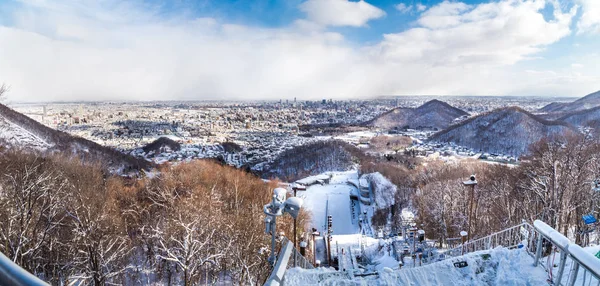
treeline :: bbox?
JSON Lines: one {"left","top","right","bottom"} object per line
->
{"left": 262, "top": 140, "right": 366, "bottom": 181}
{"left": 366, "top": 133, "right": 600, "bottom": 246}
{"left": 0, "top": 151, "right": 305, "bottom": 285}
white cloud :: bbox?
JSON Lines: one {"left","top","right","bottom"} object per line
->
{"left": 577, "top": 0, "right": 600, "bottom": 34}
{"left": 299, "top": 0, "right": 385, "bottom": 27}
{"left": 376, "top": 0, "right": 577, "bottom": 66}
{"left": 1, "top": 1, "right": 378, "bottom": 102}
{"left": 395, "top": 3, "right": 413, "bottom": 14}
{"left": 571, "top": 63, "right": 584, "bottom": 68}
{"left": 416, "top": 3, "right": 427, "bottom": 12}
{"left": 0, "top": 0, "right": 597, "bottom": 102}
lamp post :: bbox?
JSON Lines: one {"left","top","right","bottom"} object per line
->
{"left": 463, "top": 175, "right": 477, "bottom": 242}
{"left": 291, "top": 184, "right": 302, "bottom": 267}
{"left": 264, "top": 188, "right": 303, "bottom": 266}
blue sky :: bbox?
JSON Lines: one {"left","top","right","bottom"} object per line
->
{"left": 0, "top": 0, "right": 599, "bottom": 102}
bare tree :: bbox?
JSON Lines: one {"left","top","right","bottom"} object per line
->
{"left": 0, "top": 155, "right": 67, "bottom": 276}
{"left": 151, "top": 204, "right": 229, "bottom": 286}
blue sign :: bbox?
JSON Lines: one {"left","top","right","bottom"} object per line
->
{"left": 583, "top": 214, "right": 597, "bottom": 225}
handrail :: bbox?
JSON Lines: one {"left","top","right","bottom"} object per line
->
{"left": 532, "top": 220, "right": 600, "bottom": 286}
{"left": 423, "top": 222, "right": 534, "bottom": 265}
{"left": 271, "top": 221, "right": 600, "bottom": 286}
{"left": 265, "top": 237, "right": 314, "bottom": 286}
{"left": 0, "top": 252, "right": 49, "bottom": 286}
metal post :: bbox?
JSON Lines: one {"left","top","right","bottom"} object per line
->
{"left": 567, "top": 261, "right": 580, "bottom": 286}
{"left": 534, "top": 233, "right": 543, "bottom": 267}
{"left": 412, "top": 231, "right": 416, "bottom": 255}
{"left": 312, "top": 232, "right": 316, "bottom": 266}
{"left": 293, "top": 219, "right": 297, "bottom": 268}
{"left": 555, "top": 250, "right": 568, "bottom": 284}
{"left": 293, "top": 188, "right": 297, "bottom": 268}
{"left": 327, "top": 235, "right": 332, "bottom": 266}
{"left": 467, "top": 184, "right": 475, "bottom": 241}
{"left": 270, "top": 215, "right": 277, "bottom": 266}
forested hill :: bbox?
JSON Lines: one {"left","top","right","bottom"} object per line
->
{"left": 261, "top": 140, "right": 363, "bottom": 181}
{"left": 0, "top": 103, "right": 151, "bottom": 172}
{"left": 540, "top": 90, "right": 600, "bottom": 113}
{"left": 366, "top": 99, "right": 468, "bottom": 130}
{"left": 429, "top": 106, "right": 576, "bottom": 156}
{"left": 559, "top": 106, "right": 600, "bottom": 130}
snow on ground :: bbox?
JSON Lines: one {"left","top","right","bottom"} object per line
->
{"left": 0, "top": 115, "right": 52, "bottom": 150}
{"left": 298, "top": 175, "right": 359, "bottom": 235}
{"left": 296, "top": 174, "right": 331, "bottom": 186}
{"left": 333, "top": 131, "right": 379, "bottom": 145}
{"left": 364, "top": 172, "right": 397, "bottom": 210}
{"left": 285, "top": 247, "right": 548, "bottom": 286}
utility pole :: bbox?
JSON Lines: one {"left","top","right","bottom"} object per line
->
{"left": 463, "top": 175, "right": 477, "bottom": 242}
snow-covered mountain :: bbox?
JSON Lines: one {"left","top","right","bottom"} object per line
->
{"left": 367, "top": 99, "right": 468, "bottom": 130}
{"left": 430, "top": 106, "right": 576, "bottom": 156}
{"left": 540, "top": 90, "right": 600, "bottom": 113}
{"left": 558, "top": 106, "right": 600, "bottom": 129}
{"left": 0, "top": 103, "right": 151, "bottom": 171}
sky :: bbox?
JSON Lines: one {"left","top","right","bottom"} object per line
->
{"left": 0, "top": 0, "right": 599, "bottom": 102}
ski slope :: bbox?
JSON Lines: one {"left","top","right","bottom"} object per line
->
{"left": 298, "top": 174, "right": 360, "bottom": 235}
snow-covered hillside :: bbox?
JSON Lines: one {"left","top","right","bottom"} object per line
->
{"left": 559, "top": 106, "right": 600, "bottom": 129}
{"left": 540, "top": 90, "right": 600, "bottom": 113}
{"left": 0, "top": 103, "right": 151, "bottom": 172}
{"left": 0, "top": 113, "right": 51, "bottom": 150}
{"left": 430, "top": 106, "right": 575, "bottom": 156}
{"left": 367, "top": 100, "right": 468, "bottom": 131}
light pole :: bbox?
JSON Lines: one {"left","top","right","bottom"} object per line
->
{"left": 463, "top": 175, "right": 477, "bottom": 242}
{"left": 264, "top": 188, "right": 303, "bottom": 266}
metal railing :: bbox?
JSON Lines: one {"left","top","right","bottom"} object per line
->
{"left": 532, "top": 220, "right": 600, "bottom": 286}
{"left": 266, "top": 221, "right": 600, "bottom": 285}
{"left": 265, "top": 237, "right": 314, "bottom": 286}
{"left": 422, "top": 222, "right": 535, "bottom": 265}
{"left": 0, "top": 252, "right": 49, "bottom": 286}
{"left": 287, "top": 240, "right": 314, "bottom": 270}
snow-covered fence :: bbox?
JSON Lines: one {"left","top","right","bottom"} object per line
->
{"left": 0, "top": 252, "right": 48, "bottom": 286}
{"left": 265, "top": 237, "right": 314, "bottom": 286}
{"left": 422, "top": 222, "right": 536, "bottom": 265}
{"left": 533, "top": 220, "right": 600, "bottom": 286}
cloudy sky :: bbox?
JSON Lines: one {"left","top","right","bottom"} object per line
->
{"left": 0, "top": 0, "right": 599, "bottom": 102}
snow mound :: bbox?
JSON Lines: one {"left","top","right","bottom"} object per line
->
{"left": 364, "top": 172, "right": 397, "bottom": 210}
